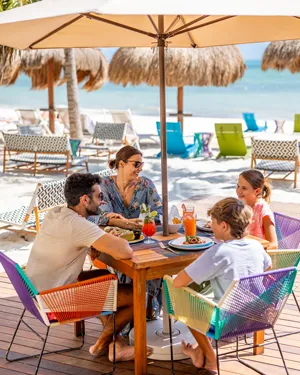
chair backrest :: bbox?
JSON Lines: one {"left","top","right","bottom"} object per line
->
{"left": 251, "top": 138, "right": 299, "bottom": 161}
{"left": 0, "top": 252, "right": 45, "bottom": 324}
{"left": 215, "top": 267, "right": 297, "bottom": 340}
{"left": 215, "top": 123, "right": 247, "bottom": 157}
{"left": 243, "top": 112, "right": 259, "bottom": 131}
{"left": 109, "top": 109, "right": 132, "bottom": 125}
{"left": 294, "top": 114, "right": 300, "bottom": 133}
{"left": 16, "top": 109, "right": 41, "bottom": 125}
{"left": 92, "top": 122, "right": 126, "bottom": 143}
{"left": 156, "top": 121, "right": 187, "bottom": 154}
{"left": 274, "top": 211, "right": 300, "bottom": 250}
{"left": 2, "top": 133, "right": 70, "bottom": 153}
{"left": 18, "top": 124, "right": 44, "bottom": 136}
{"left": 36, "top": 179, "right": 66, "bottom": 211}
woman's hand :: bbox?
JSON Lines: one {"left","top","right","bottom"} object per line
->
{"left": 106, "top": 212, "right": 125, "bottom": 220}
{"left": 123, "top": 218, "right": 143, "bottom": 230}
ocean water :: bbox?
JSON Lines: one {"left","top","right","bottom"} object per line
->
{"left": 1, "top": 60, "right": 300, "bottom": 120}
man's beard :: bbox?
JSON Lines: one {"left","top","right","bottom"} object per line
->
{"left": 86, "top": 206, "right": 101, "bottom": 216}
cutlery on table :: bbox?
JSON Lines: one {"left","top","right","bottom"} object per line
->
{"left": 158, "top": 242, "right": 180, "bottom": 255}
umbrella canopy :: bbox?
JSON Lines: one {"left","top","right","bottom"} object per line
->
{"left": 109, "top": 47, "right": 246, "bottom": 128}
{"left": 1, "top": 0, "right": 300, "bottom": 239}
{"left": 0, "top": 48, "right": 108, "bottom": 91}
{"left": 1, "top": 1, "right": 300, "bottom": 49}
{"left": 261, "top": 41, "right": 300, "bottom": 73}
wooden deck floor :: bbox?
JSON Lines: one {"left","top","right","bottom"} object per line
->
{"left": 0, "top": 270, "right": 300, "bottom": 375}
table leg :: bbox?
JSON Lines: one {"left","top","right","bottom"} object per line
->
{"left": 253, "top": 330, "right": 264, "bottom": 355}
{"left": 133, "top": 269, "right": 147, "bottom": 375}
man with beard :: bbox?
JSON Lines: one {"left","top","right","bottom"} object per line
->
{"left": 26, "top": 173, "right": 136, "bottom": 362}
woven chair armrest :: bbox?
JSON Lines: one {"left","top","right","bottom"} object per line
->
{"left": 39, "top": 273, "right": 118, "bottom": 295}
{"left": 163, "top": 276, "right": 216, "bottom": 334}
{"left": 267, "top": 249, "right": 300, "bottom": 255}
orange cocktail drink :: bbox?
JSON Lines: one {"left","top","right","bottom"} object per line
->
{"left": 183, "top": 216, "right": 197, "bottom": 236}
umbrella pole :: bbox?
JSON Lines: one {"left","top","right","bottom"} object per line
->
{"left": 177, "top": 86, "right": 183, "bottom": 133}
{"left": 158, "top": 15, "right": 169, "bottom": 236}
{"left": 47, "top": 58, "right": 55, "bottom": 133}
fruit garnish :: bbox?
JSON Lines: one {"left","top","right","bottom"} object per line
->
{"left": 172, "top": 217, "right": 182, "bottom": 224}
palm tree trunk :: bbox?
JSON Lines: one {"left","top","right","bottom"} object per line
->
{"left": 64, "top": 48, "right": 83, "bottom": 140}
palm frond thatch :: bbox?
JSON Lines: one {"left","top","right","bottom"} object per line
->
{"left": 0, "top": 47, "right": 108, "bottom": 90}
{"left": 262, "top": 41, "right": 300, "bottom": 73}
{"left": 109, "top": 47, "right": 246, "bottom": 87}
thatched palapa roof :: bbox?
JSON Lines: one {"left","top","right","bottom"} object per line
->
{"left": 109, "top": 47, "right": 246, "bottom": 87}
{"left": 262, "top": 41, "right": 300, "bottom": 73}
{"left": 0, "top": 48, "right": 108, "bottom": 91}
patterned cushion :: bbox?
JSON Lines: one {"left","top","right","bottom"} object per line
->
{"left": 252, "top": 138, "right": 299, "bottom": 160}
{"left": 3, "top": 133, "right": 69, "bottom": 152}
{"left": 0, "top": 206, "right": 29, "bottom": 226}
{"left": 37, "top": 179, "right": 66, "bottom": 211}
{"left": 10, "top": 153, "right": 88, "bottom": 165}
{"left": 256, "top": 160, "right": 297, "bottom": 172}
{"left": 93, "top": 122, "right": 125, "bottom": 142}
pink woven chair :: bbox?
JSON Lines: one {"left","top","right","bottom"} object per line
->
{"left": 0, "top": 252, "right": 118, "bottom": 375}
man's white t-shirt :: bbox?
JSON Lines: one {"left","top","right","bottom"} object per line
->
{"left": 26, "top": 206, "right": 105, "bottom": 291}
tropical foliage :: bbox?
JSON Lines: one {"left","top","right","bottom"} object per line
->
{"left": 0, "top": 0, "right": 40, "bottom": 12}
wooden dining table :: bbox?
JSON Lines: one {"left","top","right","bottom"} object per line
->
{"left": 99, "top": 231, "right": 269, "bottom": 375}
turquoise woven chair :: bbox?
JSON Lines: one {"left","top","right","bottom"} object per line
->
{"left": 164, "top": 268, "right": 297, "bottom": 375}
{"left": 243, "top": 112, "right": 267, "bottom": 132}
{"left": 156, "top": 121, "right": 198, "bottom": 158}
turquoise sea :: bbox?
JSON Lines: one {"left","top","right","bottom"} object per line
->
{"left": 1, "top": 60, "right": 300, "bottom": 120}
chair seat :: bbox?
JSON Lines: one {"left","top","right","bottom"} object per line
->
{"left": 256, "top": 160, "right": 296, "bottom": 172}
{"left": 10, "top": 153, "right": 88, "bottom": 165}
{"left": 0, "top": 205, "right": 46, "bottom": 227}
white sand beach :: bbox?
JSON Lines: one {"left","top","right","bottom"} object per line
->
{"left": 0, "top": 112, "right": 299, "bottom": 272}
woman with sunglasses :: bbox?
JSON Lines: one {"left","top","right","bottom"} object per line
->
{"left": 98, "top": 145, "right": 162, "bottom": 229}
{"left": 98, "top": 145, "right": 163, "bottom": 319}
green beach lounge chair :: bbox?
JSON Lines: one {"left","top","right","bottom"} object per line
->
{"left": 294, "top": 114, "right": 300, "bottom": 133}
{"left": 215, "top": 123, "right": 248, "bottom": 159}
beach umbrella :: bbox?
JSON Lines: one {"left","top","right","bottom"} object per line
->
{"left": 262, "top": 40, "right": 300, "bottom": 73}
{"left": 1, "top": 1, "right": 300, "bottom": 239}
{"left": 109, "top": 47, "right": 246, "bottom": 130}
{"left": 0, "top": 48, "right": 108, "bottom": 132}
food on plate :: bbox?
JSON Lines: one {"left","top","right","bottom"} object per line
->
{"left": 104, "top": 226, "right": 135, "bottom": 241}
{"left": 183, "top": 236, "right": 206, "bottom": 245}
{"left": 172, "top": 217, "right": 182, "bottom": 224}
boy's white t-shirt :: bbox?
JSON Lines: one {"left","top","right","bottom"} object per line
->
{"left": 185, "top": 238, "right": 272, "bottom": 302}
{"left": 26, "top": 206, "right": 105, "bottom": 291}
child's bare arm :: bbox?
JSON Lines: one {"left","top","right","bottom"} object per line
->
{"left": 263, "top": 216, "right": 278, "bottom": 249}
{"left": 173, "top": 270, "right": 193, "bottom": 288}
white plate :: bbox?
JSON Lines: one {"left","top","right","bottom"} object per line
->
{"left": 169, "top": 236, "right": 214, "bottom": 251}
{"left": 196, "top": 218, "right": 213, "bottom": 232}
{"left": 129, "top": 235, "right": 145, "bottom": 244}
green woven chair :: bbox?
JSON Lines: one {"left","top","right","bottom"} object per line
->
{"left": 215, "top": 123, "right": 248, "bottom": 159}
{"left": 164, "top": 269, "right": 297, "bottom": 375}
{"left": 294, "top": 114, "right": 300, "bottom": 133}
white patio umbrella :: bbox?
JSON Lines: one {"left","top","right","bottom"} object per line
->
{"left": 1, "top": 0, "right": 300, "bottom": 237}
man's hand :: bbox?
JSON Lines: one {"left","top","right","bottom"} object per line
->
{"left": 90, "top": 246, "right": 100, "bottom": 261}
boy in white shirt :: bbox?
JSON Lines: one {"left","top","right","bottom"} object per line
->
{"left": 174, "top": 197, "right": 272, "bottom": 372}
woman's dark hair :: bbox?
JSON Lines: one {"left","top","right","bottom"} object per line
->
{"left": 64, "top": 173, "right": 101, "bottom": 207}
{"left": 108, "top": 145, "right": 142, "bottom": 169}
{"left": 240, "top": 169, "right": 272, "bottom": 203}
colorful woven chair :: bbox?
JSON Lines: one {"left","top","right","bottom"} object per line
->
{"left": 164, "top": 267, "right": 297, "bottom": 375}
{"left": 0, "top": 252, "right": 118, "bottom": 375}
{"left": 215, "top": 123, "right": 248, "bottom": 159}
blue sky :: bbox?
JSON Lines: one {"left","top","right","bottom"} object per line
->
{"left": 102, "top": 42, "right": 270, "bottom": 61}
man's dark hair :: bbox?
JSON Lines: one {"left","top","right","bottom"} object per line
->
{"left": 64, "top": 173, "right": 101, "bottom": 207}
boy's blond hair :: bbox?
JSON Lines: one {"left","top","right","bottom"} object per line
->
{"left": 208, "top": 197, "right": 252, "bottom": 239}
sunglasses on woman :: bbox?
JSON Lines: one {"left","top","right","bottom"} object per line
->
{"left": 126, "top": 160, "right": 144, "bottom": 169}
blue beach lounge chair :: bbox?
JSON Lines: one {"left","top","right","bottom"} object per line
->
{"left": 243, "top": 112, "right": 267, "bottom": 132}
{"left": 156, "top": 121, "right": 197, "bottom": 158}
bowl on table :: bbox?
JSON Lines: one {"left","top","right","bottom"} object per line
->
{"left": 168, "top": 223, "right": 182, "bottom": 234}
